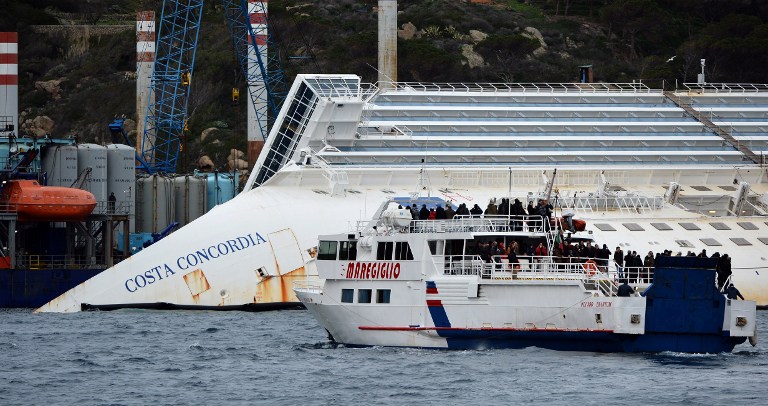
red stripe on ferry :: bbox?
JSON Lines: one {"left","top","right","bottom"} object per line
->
{"left": 426, "top": 300, "right": 443, "bottom": 307}
{"left": 426, "top": 287, "right": 438, "bottom": 294}
{"left": 359, "top": 326, "right": 615, "bottom": 333}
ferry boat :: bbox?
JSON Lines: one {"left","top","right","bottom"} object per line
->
{"left": 37, "top": 75, "right": 768, "bottom": 312}
{"left": 294, "top": 200, "right": 757, "bottom": 353}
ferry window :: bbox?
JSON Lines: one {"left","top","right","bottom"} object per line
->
{"left": 341, "top": 289, "right": 354, "bottom": 303}
{"left": 594, "top": 224, "right": 616, "bottom": 231}
{"left": 758, "top": 238, "right": 768, "bottom": 245}
{"left": 651, "top": 223, "right": 672, "bottom": 231}
{"left": 622, "top": 223, "right": 644, "bottom": 231}
{"left": 700, "top": 238, "right": 722, "bottom": 247}
{"left": 377, "top": 241, "right": 394, "bottom": 260}
{"left": 376, "top": 289, "right": 391, "bottom": 304}
{"left": 738, "top": 222, "right": 758, "bottom": 230}
{"left": 318, "top": 241, "right": 338, "bottom": 261}
{"left": 428, "top": 240, "right": 437, "bottom": 255}
{"left": 339, "top": 240, "right": 357, "bottom": 260}
{"left": 679, "top": 223, "right": 701, "bottom": 231}
{"left": 358, "top": 289, "right": 372, "bottom": 303}
{"left": 710, "top": 222, "right": 731, "bottom": 230}
{"left": 395, "top": 242, "right": 414, "bottom": 260}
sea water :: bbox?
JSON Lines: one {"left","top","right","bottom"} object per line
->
{"left": 1, "top": 308, "right": 766, "bottom": 405}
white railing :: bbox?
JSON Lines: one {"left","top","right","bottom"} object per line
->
{"left": 386, "top": 82, "right": 654, "bottom": 94}
{"left": 682, "top": 83, "right": 768, "bottom": 94}
{"left": 293, "top": 279, "right": 323, "bottom": 294}
{"left": 402, "top": 215, "right": 547, "bottom": 234}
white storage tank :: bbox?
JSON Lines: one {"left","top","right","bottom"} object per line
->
{"left": 194, "top": 170, "right": 239, "bottom": 211}
{"left": 77, "top": 143, "right": 108, "bottom": 213}
{"left": 106, "top": 144, "right": 137, "bottom": 230}
{"left": 42, "top": 145, "right": 78, "bottom": 187}
{"left": 173, "top": 174, "right": 207, "bottom": 227}
{"left": 136, "top": 174, "right": 175, "bottom": 233}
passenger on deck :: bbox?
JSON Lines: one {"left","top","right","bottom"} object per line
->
{"left": 717, "top": 254, "right": 732, "bottom": 290}
{"left": 698, "top": 249, "right": 708, "bottom": 258}
{"left": 485, "top": 198, "right": 498, "bottom": 216}
{"left": 498, "top": 198, "right": 510, "bottom": 216}
{"left": 428, "top": 208, "right": 436, "bottom": 220}
{"left": 410, "top": 204, "right": 419, "bottom": 220}
{"left": 726, "top": 284, "right": 745, "bottom": 300}
{"left": 470, "top": 204, "right": 483, "bottom": 217}
{"left": 419, "top": 204, "right": 429, "bottom": 220}
{"left": 536, "top": 199, "right": 553, "bottom": 232}
{"left": 643, "top": 251, "right": 655, "bottom": 283}
{"left": 456, "top": 203, "right": 470, "bottom": 216}
{"left": 614, "top": 247, "right": 624, "bottom": 277}
{"left": 445, "top": 204, "right": 456, "bottom": 219}
{"left": 435, "top": 205, "right": 446, "bottom": 220}
{"left": 533, "top": 242, "right": 548, "bottom": 270}
{"left": 617, "top": 279, "right": 635, "bottom": 297}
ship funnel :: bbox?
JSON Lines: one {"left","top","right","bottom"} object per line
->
{"left": 378, "top": 0, "right": 397, "bottom": 88}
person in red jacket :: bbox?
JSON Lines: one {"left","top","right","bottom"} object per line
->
{"left": 533, "top": 242, "right": 548, "bottom": 271}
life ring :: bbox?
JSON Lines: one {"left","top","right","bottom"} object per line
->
{"left": 583, "top": 259, "right": 598, "bottom": 276}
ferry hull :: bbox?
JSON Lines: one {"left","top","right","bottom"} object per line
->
{"left": 298, "top": 256, "right": 755, "bottom": 353}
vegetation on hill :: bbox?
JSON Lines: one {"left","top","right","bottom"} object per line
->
{"left": 1, "top": 0, "right": 768, "bottom": 172}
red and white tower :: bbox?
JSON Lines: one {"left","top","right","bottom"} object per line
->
{"left": 0, "top": 32, "right": 18, "bottom": 136}
{"left": 136, "top": 11, "right": 156, "bottom": 150}
{"left": 247, "top": 0, "right": 268, "bottom": 166}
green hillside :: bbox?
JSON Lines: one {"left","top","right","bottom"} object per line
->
{"left": 2, "top": 0, "right": 767, "bottom": 172}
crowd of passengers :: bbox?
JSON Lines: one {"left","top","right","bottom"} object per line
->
{"left": 404, "top": 197, "right": 570, "bottom": 231}
{"left": 400, "top": 199, "right": 741, "bottom": 299}
{"left": 405, "top": 197, "right": 550, "bottom": 220}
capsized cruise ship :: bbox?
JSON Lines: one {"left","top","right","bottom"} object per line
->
{"left": 37, "top": 75, "right": 768, "bottom": 312}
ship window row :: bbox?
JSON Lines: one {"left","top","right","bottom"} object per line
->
{"left": 318, "top": 240, "right": 358, "bottom": 261}
{"left": 376, "top": 241, "right": 414, "bottom": 260}
{"left": 340, "top": 288, "right": 391, "bottom": 304}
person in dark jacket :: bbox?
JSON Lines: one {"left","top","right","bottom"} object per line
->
{"left": 419, "top": 204, "right": 429, "bottom": 220}
{"left": 614, "top": 247, "right": 624, "bottom": 277}
{"left": 445, "top": 204, "right": 455, "bottom": 219}
{"left": 717, "top": 254, "right": 732, "bottom": 290}
{"left": 470, "top": 204, "right": 483, "bottom": 216}
{"left": 617, "top": 279, "right": 635, "bottom": 297}
{"left": 435, "top": 205, "right": 446, "bottom": 220}
{"left": 726, "top": 284, "right": 745, "bottom": 300}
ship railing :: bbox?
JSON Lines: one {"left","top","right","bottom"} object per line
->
{"left": 442, "top": 254, "right": 615, "bottom": 281}
{"left": 616, "top": 265, "right": 654, "bottom": 286}
{"left": 407, "top": 215, "right": 546, "bottom": 234}
{"left": 390, "top": 82, "right": 654, "bottom": 94}
{"left": 293, "top": 279, "right": 323, "bottom": 294}
{"left": 556, "top": 195, "right": 664, "bottom": 213}
{"left": 91, "top": 201, "right": 132, "bottom": 216}
{"left": 682, "top": 83, "right": 768, "bottom": 94}
{"left": 16, "top": 254, "right": 110, "bottom": 270}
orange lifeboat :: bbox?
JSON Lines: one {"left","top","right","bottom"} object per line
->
{"left": 1, "top": 180, "right": 97, "bottom": 221}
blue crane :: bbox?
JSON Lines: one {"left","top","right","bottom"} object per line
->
{"left": 139, "top": 0, "right": 288, "bottom": 174}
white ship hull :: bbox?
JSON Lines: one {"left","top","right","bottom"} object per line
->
{"left": 36, "top": 75, "right": 768, "bottom": 312}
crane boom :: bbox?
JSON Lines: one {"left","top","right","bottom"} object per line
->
{"left": 140, "top": 0, "right": 204, "bottom": 174}
{"left": 138, "top": 0, "right": 288, "bottom": 175}
{"left": 223, "top": 0, "right": 288, "bottom": 142}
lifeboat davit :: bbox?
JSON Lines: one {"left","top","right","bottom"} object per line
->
{"left": 1, "top": 180, "right": 97, "bottom": 221}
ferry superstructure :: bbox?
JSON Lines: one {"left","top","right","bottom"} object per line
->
{"left": 37, "top": 75, "right": 768, "bottom": 312}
